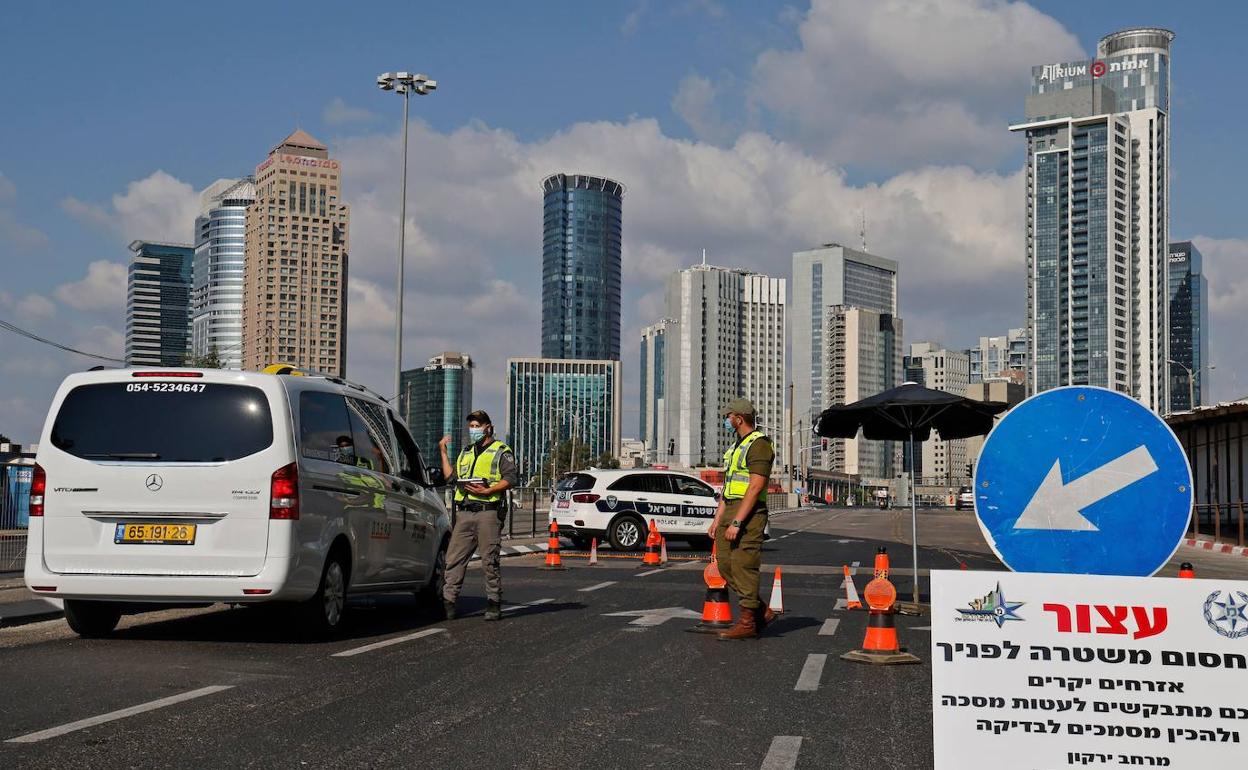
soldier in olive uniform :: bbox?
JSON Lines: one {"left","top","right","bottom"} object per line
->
{"left": 707, "top": 398, "right": 775, "bottom": 640}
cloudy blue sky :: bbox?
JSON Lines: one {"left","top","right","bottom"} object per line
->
{"left": 1, "top": 0, "right": 1245, "bottom": 443}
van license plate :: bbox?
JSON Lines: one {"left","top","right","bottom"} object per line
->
{"left": 114, "top": 523, "right": 197, "bottom": 545}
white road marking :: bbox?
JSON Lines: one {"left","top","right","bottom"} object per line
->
{"left": 6, "top": 685, "right": 235, "bottom": 744}
{"left": 851, "top": 560, "right": 860, "bottom": 567}
{"left": 794, "top": 654, "right": 827, "bottom": 691}
{"left": 331, "top": 627, "right": 447, "bottom": 658}
{"left": 537, "top": 543, "right": 550, "bottom": 551}
{"left": 760, "top": 735, "right": 804, "bottom": 770}
{"left": 834, "top": 598, "right": 847, "bottom": 611}
{"left": 511, "top": 545, "right": 533, "bottom": 553}
{"left": 635, "top": 568, "right": 665, "bottom": 577}
{"left": 579, "top": 581, "right": 617, "bottom": 592}
{"left": 912, "top": 625, "right": 931, "bottom": 632}
{"left": 818, "top": 618, "right": 840, "bottom": 636}
{"left": 501, "top": 598, "right": 554, "bottom": 613}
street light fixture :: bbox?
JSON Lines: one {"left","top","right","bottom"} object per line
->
{"left": 376, "top": 71, "right": 437, "bottom": 406}
{"left": 1167, "top": 358, "right": 1197, "bottom": 413}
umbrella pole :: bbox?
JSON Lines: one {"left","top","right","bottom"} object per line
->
{"left": 910, "top": 431, "right": 920, "bottom": 605}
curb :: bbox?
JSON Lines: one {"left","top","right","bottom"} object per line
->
{"left": 0, "top": 599, "right": 63, "bottom": 628}
{"left": 1183, "top": 537, "right": 1248, "bottom": 557}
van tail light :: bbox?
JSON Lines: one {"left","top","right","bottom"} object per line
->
{"left": 30, "top": 463, "right": 46, "bottom": 517}
{"left": 270, "top": 463, "right": 299, "bottom": 519}
{"left": 572, "top": 493, "right": 600, "bottom": 503}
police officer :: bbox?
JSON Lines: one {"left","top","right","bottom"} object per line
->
{"left": 438, "top": 410, "right": 517, "bottom": 621}
{"left": 707, "top": 398, "right": 775, "bottom": 640}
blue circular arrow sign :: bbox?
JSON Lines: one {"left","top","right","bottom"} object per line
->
{"left": 974, "top": 386, "right": 1193, "bottom": 576}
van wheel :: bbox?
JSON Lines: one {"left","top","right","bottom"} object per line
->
{"left": 608, "top": 516, "right": 646, "bottom": 552}
{"left": 63, "top": 600, "right": 122, "bottom": 638}
{"left": 418, "top": 538, "right": 449, "bottom": 611}
{"left": 299, "top": 555, "right": 347, "bottom": 637}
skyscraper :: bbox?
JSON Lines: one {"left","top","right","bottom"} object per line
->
{"left": 1010, "top": 28, "right": 1174, "bottom": 411}
{"left": 903, "top": 342, "right": 970, "bottom": 483}
{"left": 823, "top": 305, "right": 902, "bottom": 481}
{"left": 791, "top": 243, "right": 899, "bottom": 467}
{"left": 541, "top": 173, "right": 623, "bottom": 361}
{"left": 1167, "top": 241, "right": 1209, "bottom": 412}
{"left": 399, "top": 352, "right": 474, "bottom": 459}
{"left": 124, "top": 239, "right": 194, "bottom": 367}
{"left": 506, "top": 358, "right": 621, "bottom": 484}
{"left": 639, "top": 320, "right": 671, "bottom": 462}
{"left": 242, "top": 130, "right": 349, "bottom": 376}
{"left": 192, "top": 177, "right": 255, "bottom": 369}
{"left": 660, "top": 263, "right": 786, "bottom": 467}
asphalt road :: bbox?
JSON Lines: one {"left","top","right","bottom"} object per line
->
{"left": 1, "top": 507, "right": 1243, "bottom": 769}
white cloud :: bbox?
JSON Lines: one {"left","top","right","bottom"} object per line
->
{"left": 62, "top": 170, "right": 199, "bottom": 244}
{"left": 55, "top": 260, "right": 128, "bottom": 313}
{"left": 0, "top": 170, "right": 50, "bottom": 250}
{"left": 745, "top": 0, "right": 1084, "bottom": 169}
{"left": 672, "top": 73, "right": 735, "bottom": 144}
{"left": 324, "top": 97, "right": 379, "bottom": 126}
{"left": 15, "top": 293, "right": 56, "bottom": 320}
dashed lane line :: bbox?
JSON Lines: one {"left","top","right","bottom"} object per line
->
{"left": 6, "top": 685, "right": 235, "bottom": 744}
{"left": 760, "top": 736, "right": 804, "bottom": 770}
{"left": 579, "top": 581, "right": 617, "bottom": 592}
{"left": 635, "top": 568, "right": 666, "bottom": 577}
{"left": 794, "top": 653, "right": 827, "bottom": 691}
{"left": 818, "top": 618, "right": 840, "bottom": 636}
{"left": 834, "top": 598, "right": 847, "bottom": 611}
{"left": 501, "top": 598, "right": 554, "bottom": 613}
{"left": 331, "top": 627, "right": 447, "bottom": 658}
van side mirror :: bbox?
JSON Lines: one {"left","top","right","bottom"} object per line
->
{"left": 424, "top": 467, "right": 447, "bottom": 488}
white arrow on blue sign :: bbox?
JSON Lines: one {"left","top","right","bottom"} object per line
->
{"left": 973, "top": 386, "right": 1193, "bottom": 576}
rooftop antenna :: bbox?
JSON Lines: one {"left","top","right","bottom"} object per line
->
{"left": 859, "top": 208, "right": 868, "bottom": 253}
{"left": 701, "top": 248, "right": 707, "bottom": 267}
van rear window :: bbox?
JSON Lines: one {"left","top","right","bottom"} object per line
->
{"left": 51, "top": 382, "right": 274, "bottom": 462}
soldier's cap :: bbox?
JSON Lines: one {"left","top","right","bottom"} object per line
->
{"left": 466, "top": 409, "right": 492, "bottom": 425}
{"left": 721, "top": 398, "right": 757, "bottom": 417}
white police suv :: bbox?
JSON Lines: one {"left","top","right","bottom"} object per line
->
{"left": 549, "top": 469, "right": 720, "bottom": 551}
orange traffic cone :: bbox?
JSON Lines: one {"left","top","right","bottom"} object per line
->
{"left": 660, "top": 536, "right": 669, "bottom": 565}
{"left": 641, "top": 520, "right": 662, "bottom": 567}
{"left": 542, "top": 520, "right": 567, "bottom": 570}
{"left": 843, "top": 549, "right": 920, "bottom": 665}
{"left": 588, "top": 537, "right": 599, "bottom": 566}
{"left": 767, "top": 567, "right": 784, "bottom": 615}
{"left": 687, "top": 543, "right": 733, "bottom": 634}
{"left": 842, "top": 565, "right": 863, "bottom": 610}
{"left": 1179, "top": 562, "right": 1195, "bottom": 579}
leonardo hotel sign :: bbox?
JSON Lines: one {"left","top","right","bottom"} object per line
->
{"left": 255, "top": 154, "right": 340, "bottom": 174}
{"left": 1038, "top": 57, "right": 1152, "bottom": 83}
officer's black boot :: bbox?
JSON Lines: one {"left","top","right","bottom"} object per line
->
{"left": 483, "top": 600, "right": 502, "bottom": 621}
{"left": 442, "top": 600, "right": 457, "bottom": 620}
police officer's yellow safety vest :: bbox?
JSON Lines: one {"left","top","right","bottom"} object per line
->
{"left": 722, "top": 430, "right": 768, "bottom": 500}
{"left": 454, "top": 440, "right": 512, "bottom": 503}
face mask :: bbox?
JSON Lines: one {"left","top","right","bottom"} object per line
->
{"left": 724, "top": 417, "right": 736, "bottom": 433}
{"left": 468, "top": 427, "right": 486, "bottom": 443}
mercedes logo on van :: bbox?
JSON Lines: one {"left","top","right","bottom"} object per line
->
{"left": 145, "top": 474, "right": 164, "bottom": 491}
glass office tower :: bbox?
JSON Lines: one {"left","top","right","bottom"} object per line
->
{"left": 124, "top": 240, "right": 195, "bottom": 366}
{"left": 1011, "top": 28, "right": 1174, "bottom": 411}
{"left": 192, "top": 177, "right": 254, "bottom": 369}
{"left": 399, "top": 352, "right": 474, "bottom": 458}
{"left": 541, "top": 173, "right": 623, "bottom": 361}
{"left": 1167, "top": 242, "right": 1208, "bottom": 412}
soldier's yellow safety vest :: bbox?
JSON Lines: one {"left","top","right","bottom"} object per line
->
{"left": 722, "top": 430, "right": 768, "bottom": 500}
{"left": 454, "top": 439, "right": 512, "bottom": 503}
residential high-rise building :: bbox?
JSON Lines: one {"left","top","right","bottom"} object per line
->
{"left": 192, "top": 177, "right": 255, "bottom": 369}
{"left": 639, "top": 320, "right": 671, "bottom": 463}
{"left": 505, "top": 358, "right": 621, "bottom": 484}
{"left": 823, "top": 305, "right": 903, "bottom": 482}
{"left": 792, "top": 243, "right": 898, "bottom": 466}
{"left": 399, "top": 352, "right": 474, "bottom": 460}
{"left": 124, "top": 239, "right": 194, "bottom": 367}
{"left": 1167, "top": 241, "right": 1209, "bottom": 412}
{"left": 903, "top": 342, "right": 970, "bottom": 484}
{"left": 660, "top": 263, "right": 786, "bottom": 468}
{"left": 242, "top": 130, "right": 349, "bottom": 375}
{"left": 968, "top": 328, "right": 1028, "bottom": 384}
{"left": 1010, "top": 28, "right": 1174, "bottom": 411}
{"left": 540, "top": 173, "right": 623, "bottom": 361}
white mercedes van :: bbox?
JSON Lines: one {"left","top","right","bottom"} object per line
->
{"left": 25, "top": 367, "right": 451, "bottom": 637}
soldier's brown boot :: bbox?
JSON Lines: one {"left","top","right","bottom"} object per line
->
{"left": 757, "top": 606, "right": 776, "bottom": 629}
{"left": 718, "top": 605, "right": 759, "bottom": 640}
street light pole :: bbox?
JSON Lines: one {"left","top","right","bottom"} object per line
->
{"left": 1167, "top": 358, "right": 1196, "bottom": 412}
{"left": 377, "top": 72, "right": 437, "bottom": 405}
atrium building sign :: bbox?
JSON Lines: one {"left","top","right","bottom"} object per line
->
{"left": 1036, "top": 55, "right": 1154, "bottom": 84}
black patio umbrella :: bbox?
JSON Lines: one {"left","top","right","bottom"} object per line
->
{"left": 815, "top": 382, "right": 1009, "bottom": 605}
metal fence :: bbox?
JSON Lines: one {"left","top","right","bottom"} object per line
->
{"left": 0, "top": 532, "right": 25, "bottom": 573}
{"left": 1190, "top": 503, "right": 1246, "bottom": 547}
